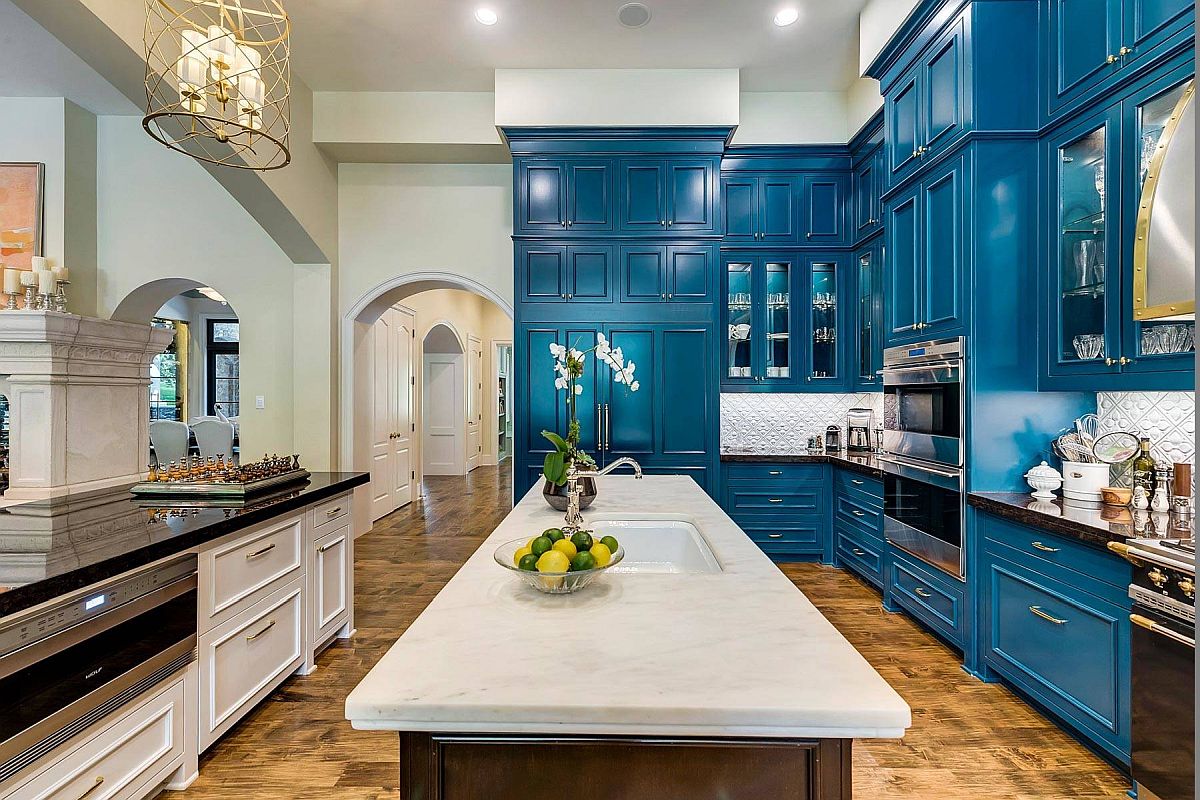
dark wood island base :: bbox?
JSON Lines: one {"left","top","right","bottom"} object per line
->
{"left": 399, "top": 732, "right": 852, "bottom": 799}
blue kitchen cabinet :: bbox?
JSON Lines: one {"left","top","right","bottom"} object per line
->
{"left": 1043, "top": 0, "right": 1193, "bottom": 121}
{"left": 802, "top": 254, "right": 850, "bottom": 388}
{"left": 720, "top": 175, "right": 800, "bottom": 244}
{"left": 801, "top": 173, "right": 849, "bottom": 245}
{"left": 619, "top": 157, "right": 719, "bottom": 234}
{"left": 516, "top": 158, "right": 614, "bottom": 234}
{"left": 722, "top": 252, "right": 801, "bottom": 390}
{"left": 517, "top": 243, "right": 613, "bottom": 303}
{"left": 832, "top": 469, "right": 885, "bottom": 587}
{"left": 1041, "top": 58, "right": 1195, "bottom": 390}
{"left": 853, "top": 146, "right": 885, "bottom": 241}
{"left": 884, "top": 547, "right": 969, "bottom": 650}
{"left": 619, "top": 244, "right": 715, "bottom": 304}
{"left": 977, "top": 512, "right": 1132, "bottom": 765}
{"left": 853, "top": 239, "right": 885, "bottom": 390}
{"left": 724, "top": 463, "right": 833, "bottom": 561}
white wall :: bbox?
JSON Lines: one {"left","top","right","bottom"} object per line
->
{"left": 846, "top": 77, "right": 884, "bottom": 137}
{"left": 859, "top": 0, "right": 922, "bottom": 75}
{"left": 153, "top": 293, "right": 236, "bottom": 420}
{"left": 734, "top": 92, "right": 849, "bottom": 144}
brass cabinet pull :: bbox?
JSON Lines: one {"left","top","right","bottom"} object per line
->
{"left": 1119, "top": 356, "right": 1132, "bottom": 366}
{"left": 851, "top": 510, "right": 866, "bottom": 517}
{"left": 1106, "top": 53, "right": 1119, "bottom": 64}
{"left": 852, "top": 548, "right": 866, "bottom": 556}
{"left": 246, "top": 543, "right": 276, "bottom": 559}
{"left": 245, "top": 619, "right": 276, "bottom": 641}
{"left": 851, "top": 479, "right": 864, "bottom": 485}
{"left": 1029, "top": 605, "right": 1067, "bottom": 625}
{"left": 768, "top": 533, "right": 784, "bottom": 539}
{"left": 914, "top": 587, "right": 933, "bottom": 598}
{"left": 1131, "top": 613, "right": 1195, "bottom": 647}
{"left": 1104, "top": 357, "right": 1116, "bottom": 366}
{"left": 325, "top": 506, "right": 343, "bottom": 517}
{"left": 1030, "top": 541, "right": 1060, "bottom": 553}
{"left": 76, "top": 776, "right": 105, "bottom": 800}
{"left": 318, "top": 540, "right": 340, "bottom": 553}
{"left": 1118, "top": 45, "right": 1132, "bottom": 57}
{"left": 768, "top": 470, "right": 783, "bottom": 476}
{"left": 767, "top": 498, "right": 784, "bottom": 503}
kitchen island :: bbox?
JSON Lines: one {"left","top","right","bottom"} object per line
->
{"left": 346, "top": 475, "right": 910, "bottom": 799}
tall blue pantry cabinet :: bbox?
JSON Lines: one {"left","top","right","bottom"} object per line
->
{"left": 506, "top": 128, "right": 728, "bottom": 499}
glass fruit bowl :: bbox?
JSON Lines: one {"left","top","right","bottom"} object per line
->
{"left": 493, "top": 537, "right": 625, "bottom": 594}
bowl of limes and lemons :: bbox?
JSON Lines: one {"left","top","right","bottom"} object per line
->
{"left": 494, "top": 528, "right": 624, "bottom": 594}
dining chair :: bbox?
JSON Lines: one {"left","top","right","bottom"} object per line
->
{"left": 149, "top": 420, "right": 190, "bottom": 467}
{"left": 192, "top": 419, "right": 236, "bottom": 461}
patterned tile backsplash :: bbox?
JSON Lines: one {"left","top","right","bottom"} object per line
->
{"left": 720, "top": 393, "right": 885, "bottom": 453}
{"left": 1097, "top": 391, "right": 1195, "bottom": 471}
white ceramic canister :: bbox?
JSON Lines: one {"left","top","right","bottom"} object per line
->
{"left": 1061, "top": 461, "right": 1111, "bottom": 502}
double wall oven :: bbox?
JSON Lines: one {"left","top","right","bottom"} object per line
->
{"left": 880, "top": 337, "right": 966, "bottom": 578}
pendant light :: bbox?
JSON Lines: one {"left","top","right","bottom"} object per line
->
{"left": 143, "top": 0, "right": 291, "bottom": 171}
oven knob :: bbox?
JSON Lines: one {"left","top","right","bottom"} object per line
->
{"left": 1178, "top": 577, "right": 1195, "bottom": 599}
{"left": 1148, "top": 568, "right": 1168, "bottom": 589}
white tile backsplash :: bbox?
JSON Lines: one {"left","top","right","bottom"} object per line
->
{"left": 721, "top": 393, "right": 885, "bottom": 453}
{"left": 1096, "top": 392, "right": 1194, "bottom": 482}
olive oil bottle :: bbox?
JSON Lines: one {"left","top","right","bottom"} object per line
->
{"left": 1131, "top": 437, "right": 1157, "bottom": 494}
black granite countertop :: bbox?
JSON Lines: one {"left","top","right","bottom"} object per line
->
{"left": 721, "top": 451, "right": 885, "bottom": 479}
{"left": 0, "top": 472, "right": 369, "bottom": 619}
{"left": 968, "top": 492, "right": 1194, "bottom": 550}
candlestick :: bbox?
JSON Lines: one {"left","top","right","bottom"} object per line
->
{"left": 51, "top": 265, "right": 68, "bottom": 282}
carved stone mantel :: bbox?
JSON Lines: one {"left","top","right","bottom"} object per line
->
{"left": 0, "top": 311, "right": 173, "bottom": 500}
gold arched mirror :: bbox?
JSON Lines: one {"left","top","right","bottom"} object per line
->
{"left": 1134, "top": 80, "right": 1194, "bottom": 321}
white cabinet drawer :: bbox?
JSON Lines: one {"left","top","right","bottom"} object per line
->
{"left": 311, "top": 524, "right": 349, "bottom": 647}
{"left": 200, "top": 514, "right": 303, "bottom": 630}
{"left": 198, "top": 579, "right": 303, "bottom": 751}
{"left": 3, "top": 677, "right": 185, "bottom": 800}
{"left": 310, "top": 493, "right": 351, "bottom": 532}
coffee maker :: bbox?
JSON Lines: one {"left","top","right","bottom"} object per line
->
{"left": 846, "top": 407, "right": 873, "bottom": 452}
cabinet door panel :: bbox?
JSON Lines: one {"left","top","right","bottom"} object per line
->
{"left": 522, "top": 163, "right": 565, "bottom": 229}
{"left": 1047, "top": 0, "right": 1120, "bottom": 110}
{"left": 667, "top": 160, "right": 714, "bottom": 230}
{"left": 923, "top": 161, "right": 965, "bottom": 333}
{"left": 885, "top": 188, "right": 922, "bottom": 339}
{"left": 1127, "top": 0, "right": 1192, "bottom": 52}
{"left": 621, "top": 161, "right": 665, "bottom": 230}
{"left": 563, "top": 327, "right": 602, "bottom": 453}
{"left": 666, "top": 246, "right": 712, "bottom": 302}
{"left": 661, "top": 328, "right": 709, "bottom": 455}
{"left": 888, "top": 72, "right": 922, "bottom": 180}
{"left": 620, "top": 245, "right": 667, "bottom": 302}
{"left": 521, "top": 328, "right": 562, "bottom": 455}
{"left": 568, "top": 162, "right": 613, "bottom": 230}
{"left": 761, "top": 177, "right": 799, "bottom": 242}
{"left": 924, "top": 27, "right": 964, "bottom": 151}
{"left": 606, "top": 328, "right": 655, "bottom": 457}
{"left": 802, "top": 175, "right": 846, "bottom": 244}
{"left": 520, "top": 246, "right": 567, "bottom": 302}
{"left": 722, "top": 177, "right": 758, "bottom": 242}
{"left": 854, "top": 157, "right": 877, "bottom": 235}
{"left": 567, "top": 246, "right": 612, "bottom": 301}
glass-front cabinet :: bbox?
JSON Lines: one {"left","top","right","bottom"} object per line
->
{"left": 854, "top": 240, "right": 884, "bottom": 388}
{"left": 723, "top": 254, "right": 797, "bottom": 389}
{"left": 808, "top": 259, "right": 839, "bottom": 383}
{"left": 1044, "top": 66, "right": 1195, "bottom": 390}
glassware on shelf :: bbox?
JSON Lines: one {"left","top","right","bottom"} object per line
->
{"left": 1141, "top": 323, "right": 1196, "bottom": 355}
{"left": 1071, "top": 334, "right": 1104, "bottom": 360}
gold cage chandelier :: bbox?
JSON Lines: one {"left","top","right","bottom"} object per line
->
{"left": 143, "top": 0, "right": 291, "bottom": 171}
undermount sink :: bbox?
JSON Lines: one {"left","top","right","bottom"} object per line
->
{"left": 588, "top": 517, "right": 723, "bottom": 574}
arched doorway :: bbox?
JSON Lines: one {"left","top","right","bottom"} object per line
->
{"left": 421, "top": 322, "right": 466, "bottom": 476}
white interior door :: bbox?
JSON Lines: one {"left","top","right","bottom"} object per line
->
{"left": 369, "top": 313, "right": 395, "bottom": 520}
{"left": 466, "top": 336, "right": 483, "bottom": 472}
{"left": 391, "top": 308, "right": 415, "bottom": 509}
{"left": 423, "top": 354, "right": 464, "bottom": 475}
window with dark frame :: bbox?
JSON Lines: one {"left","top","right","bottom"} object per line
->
{"left": 150, "top": 318, "right": 184, "bottom": 421}
{"left": 206, "top": 319, "right": 240, "bottom": 417}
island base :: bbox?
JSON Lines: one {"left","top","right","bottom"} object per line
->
{"left": 398, "top": 731, "right": 852, "bottom": 799}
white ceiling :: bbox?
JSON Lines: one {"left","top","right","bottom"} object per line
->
{"left": 288, "top": 0, "right": 869, "bottom": 92}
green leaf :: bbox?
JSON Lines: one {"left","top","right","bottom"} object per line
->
{"left": 543, "top": 450, "right": 567, "bottom": 485}
{"left": 541, "top": 430, "right": 569, "bottom": 453}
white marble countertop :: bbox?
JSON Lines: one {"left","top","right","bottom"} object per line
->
{"left": 345, "top": 475, "right": 911, "bottom": 739}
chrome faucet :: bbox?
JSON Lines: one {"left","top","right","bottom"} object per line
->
{"left": 563, "top": 457, "right": 643, "bottom": 532}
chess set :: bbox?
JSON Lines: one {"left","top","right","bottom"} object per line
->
{"left": 130, "top": 454, "right": 310, "bottom": 498}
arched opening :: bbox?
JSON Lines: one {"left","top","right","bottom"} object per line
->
{"left": 421, "top": 322, "right": 466, "bottom": 477}
{"left": 113, "top": 279, "right": 242, "bottom": 467}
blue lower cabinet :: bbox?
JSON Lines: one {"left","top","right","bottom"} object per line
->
{"left": 832, "top": 468, "right": 885, "bottom": 587}
{"left": 835, "top": 524, "right": 885, "bottom": 588}
{"left": 978, "top": 513, "right": 1131, "bottom": 765}
{"left": 723, "top": 463, "right": 831, "bottom": 561}
{"left": 885, "top": 548, "right": 968, "bottom": 649}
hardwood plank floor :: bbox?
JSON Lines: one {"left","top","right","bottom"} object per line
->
{"left": 176, "top": 465, "right": 1128, "bottom": 799}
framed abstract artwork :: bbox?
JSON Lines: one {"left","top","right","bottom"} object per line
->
{"left": 0, "top": 162, "right": 45, "bottom": 270}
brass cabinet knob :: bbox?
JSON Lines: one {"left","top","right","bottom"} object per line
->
{"left": 1148, "top": 567, "right": 1168, "bottom": 588}
{"left": 1119, "top": 356, "right": 1132, "bottom": 365}
{"left": 912, "top": 149, "right": 919, "bottom": 159}
{"left": 1104, "top": 357, "right": 1116, "bottom": 366}
{"left": 1106, "top": 54, "right": 1119, "bottom": 64}
{"left": 1179, "top": 578, "right": 1195, "bottom": 599}
{"left": 1119, "top": 46, "right": 1132, "bottom": 56}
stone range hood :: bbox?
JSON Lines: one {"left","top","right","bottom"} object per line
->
{"left": 0, "top": 312, "right": 172, "bottom": 501}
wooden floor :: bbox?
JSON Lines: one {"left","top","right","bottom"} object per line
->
{"left": 177, "top": 464, "right": 1129, "bottom": 799}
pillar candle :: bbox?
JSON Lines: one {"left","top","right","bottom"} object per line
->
{"left": 19, "top": 270, "right": 37, "bottom": 287}
{"left": 3, "top": 269, "right": 19, "bottom": 295}
{"left": 37, "top": 269, "right": 54, "bottom": 295}
{"left": 51, "top": 266, "right": 68, "bottom": 282}
{"left": 30, "top": 256, "right": 47, "bottom": 271}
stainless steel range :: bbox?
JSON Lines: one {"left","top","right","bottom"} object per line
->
{"left": 1110, "top": 536, "right": 1195, "bottom": 800}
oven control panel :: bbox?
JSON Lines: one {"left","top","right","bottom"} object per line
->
{"left": 1131, "top": 559, "right": 1195, "bottom": 625}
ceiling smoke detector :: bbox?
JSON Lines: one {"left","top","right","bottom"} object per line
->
{"left": 617, "top": 3, "right": 652, "bottom": 28}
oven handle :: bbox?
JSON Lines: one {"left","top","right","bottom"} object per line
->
{"left": 1131, "top": 613, "right": 1195, "bottom": 648}
{"left": 881, "top": 360, "right": 961, "bottom": 373}
{"left": 877, "top": 456, "right": 962, "bottom": 480}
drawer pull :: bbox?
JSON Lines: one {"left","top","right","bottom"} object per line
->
{"left": 77, "top": 776, "right": 105, "bottom": 800}
{"left": 768, "top": 533, "right": 784, "bottom": 539}
{"left": 245, "top": 543, "right": 277, "bottom": 559}
{"left": 768, "top": 470, "right": 783, "bottom": 476}
{"left": 852, "top": 548, "right": 866, "bottom": 556}
{"left": 1029, "top": 605, "right": 1067, "bottom": 625}
{"left": 245, "top": 619, "right": 277, "bottom": 641}
{"left": 851, "top": 479, "right": 864, "bottom": 485}
{"left": 318, "top": 540, "right": 340, "bottom": 553}
{"left": 767, "top": 498, "right": 783, "bottom": 503}
{"left": 914, "top": 587, "right": 933, "bottom": 598}
{"left": 1030, "top": 541, "right": 1060, "bottom": 553}
{"left": 851, "top": 510, "right": 866, "bottom": 517}
{"left": 325, "top": 506, "right": 343, "bottom": 517}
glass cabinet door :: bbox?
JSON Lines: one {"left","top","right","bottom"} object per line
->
{"left": 726, "top": 260, "right": 753, "bottom": 380}
{"left": 1126, "top": 79, "right": 1196, "bottom": 367}
{"left": 763, "top": 259, "right": 792, "bottom": 381}
{"left": 856, "top": 249, "right": 876, "bottom": 384}
{"left": 1053, "top": 111, "right": 1120, "bottom": 370}
{"left": 809, "top": 260, "right": 839, "bottom": 381}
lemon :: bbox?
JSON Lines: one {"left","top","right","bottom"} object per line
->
{"left": 589, "top": 542, "right": 612, "bottom": 567}
{"left": 530, "top": 536, "right": 553, "bottom": 557}
{"left": 536, "top": 550, "right": 571, "bottom": 573}
{"left": 513, "top": 545, "right": 533, "bottom": 566}
{"left": 551, "top": 539, "right": 578, "bottom": 559}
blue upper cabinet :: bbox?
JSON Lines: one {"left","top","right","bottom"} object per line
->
{"left": 619, "top": 157, "right": 719, "bottom": 234}
{"left": 853, "top": 239, "right": 885, "bottom": 390}
{"left": 802, "top": 254, "right": 850, "bottom": 387}
{"left": 619, "top": 243, "right": 716, "bottom": 304}
{"left": 518, "top": 243, "right": 613, "bottom": 304}
{"left": 801, "top": 174, "right": 849, "bottom": 245}
{"left": 516, "top": 158, "right": 614, "bottom": 234}
{"left": 853, "top": 146, "right": 884, "bottom": 240}
{"left": 720, "top": 175, "right": 801, "bottom": 244}
{"left": 1043, "top": 0, "right": 1193, "bottom": 122}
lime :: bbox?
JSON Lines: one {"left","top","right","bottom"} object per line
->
{"left": 600, "top": 535, "right": 620, "bottom": 553}
{"left": 518, "top": 553, "right": 539, "bottom": 571}
{"left": 530, "top": 536, "right": 553, "bottom": 557}
{"left": 513, "top": 545, "right": 533, "bottom": 567}
{"left": 589, "top": 542, "right": 612, "bottom": 567}
{"left": 543, "top": 527, "right": 565, "bottom": 542}
{"left": 571, "top": 551, "right": 596, "bottom": 572}
{"left": 551, "top": 539, "right": 578, "bottom": 559}
{"left": 536, "top": 550, "right": 571, "bottom": 573}
{"left": 569, "top": 531, "right": 593, "bottom": 551}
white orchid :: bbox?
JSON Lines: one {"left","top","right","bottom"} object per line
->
{"left": 549, "top": 342, "right": 567, "bottom": 361}
{"left": 554, "top": 376, "right": 568, "bottom": 390}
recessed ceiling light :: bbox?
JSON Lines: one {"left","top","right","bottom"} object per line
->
{"left": 773, "top": 7, "right": 800, "bottom": 26}
{"left": 474, "top": 7, "right": 498, "bottom": 25}
{"left": 618, "top": 3, "right": 652, "bottom": 28}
